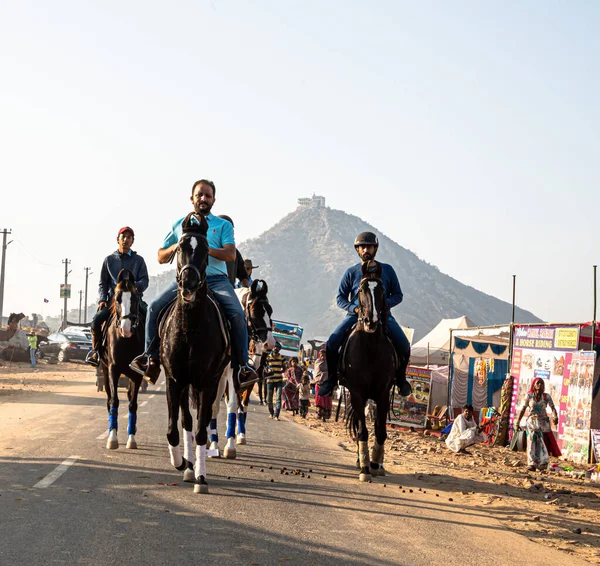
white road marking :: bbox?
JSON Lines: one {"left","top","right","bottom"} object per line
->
{"left": 149, "top": 395, "right": 155, "bottom": 399}
{"left": 155, "top": 386, "right": 161, "bottom": 391}
{"left": 140, "top": 400, "right": 148, "bottom": 407}
{"left": 96, "top": 430, "right": 108, "bottom": 440}
{"left": 34, "top": 456, "right": 80, "bottom": 488}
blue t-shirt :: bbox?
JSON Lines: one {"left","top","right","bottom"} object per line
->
{"left": 162, "top": 213, "right": 235, "bottom": 277}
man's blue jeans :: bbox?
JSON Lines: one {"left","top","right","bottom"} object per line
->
{"left": 326, "top": 314, "right": 410, "bottom": 379}
{"left": 29, "top": 347, "right": 37, "bottom": 368}
{"left": 266, "top": 381, "right": 283, "bottom": 418}
{"left": 145, "top": 275, "right": 249, "bottom": 369}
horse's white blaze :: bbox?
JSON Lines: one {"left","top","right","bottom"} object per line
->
{"left": 190, "top": 236, "right": 198, "bottom": 253}
{"left": 169, "top": 444, "right": 183, "bottom": 468}
{"left": 368, "top": 281, "right": 378, "bottom": 323}
{"left": 120, "top": 292, "right": 132, "bottom": 336}
{"left": 184, "top": 430, "right": 194, "bottom": 463}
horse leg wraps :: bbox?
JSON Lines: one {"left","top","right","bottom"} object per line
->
{"left": 184, "top": 429, "right": 194, "bottom": 464}
{"left": 226, "top": 412, "right": 236, "bottom": 439}
{"left": 108, "top": 408, "right": 118, "bottom": 431}
{"left": 209, "top": 418, "right": 218, "bottom": 444}
{"left": 236, "top": 411, "right": 247, "bottom": 435}
{"left": 195, "top": 445, "right": 207, "bottom": 479}
{"left": 169, "top": 443, "right": 183, "bottom": 469}
{"left": 371, "top": 441, "right": 384, "bottom": 465}
{"left": 358, "top": 440, "right": 370, "bottom": 469}
{"left": 127, "top": 412, "right": 137, "bottom": 436}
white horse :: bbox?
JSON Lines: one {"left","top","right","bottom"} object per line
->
{"left": 209, "top": 280, "right": 275, "bottom": 459}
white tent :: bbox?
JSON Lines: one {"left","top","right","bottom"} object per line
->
{"left": 410, "top": 316, "right": 476, "bottom": 366}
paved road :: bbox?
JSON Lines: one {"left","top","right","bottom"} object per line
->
{"left": 0, "top": 373, "right": 588, "bottom": 566}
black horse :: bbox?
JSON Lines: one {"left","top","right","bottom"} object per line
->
{"left": 161, "top": 212, "right": 230, "bottom": 494}
{"left": 343, "top": 261, "right": 397, "bottom": 482}
{"left": 102, "top": 269, "right": 145, "bottom": 450}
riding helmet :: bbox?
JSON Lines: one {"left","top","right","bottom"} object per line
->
{"left": 354, "top": 231, "right": 379, "bottom": 248}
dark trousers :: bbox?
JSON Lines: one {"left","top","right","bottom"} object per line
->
{"left": 300, "top": 399, "right": 309, "bottom": 418}
{"left": 266, "top": 381, "right": 283, "bottom": 418}
{"left": 326, "top": 314, "right": 411, "bottom": 382}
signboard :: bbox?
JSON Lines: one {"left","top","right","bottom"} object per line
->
{"left": 60, "top": 284, "right": 71, "bottom": 299}
{"left": 559, "top": 350, "right": 595, "bottom": 463}
{"left": 591, "top": 429, "right": 600, "bottom": 463}
{"left": 389, "top": 366, "right": 432, "bottom": 428}
{"left": 271, "top": 319, "right": 303, "bottom": 359}
{"left": 510, "top": 325, "right": 580, "bottom": 436}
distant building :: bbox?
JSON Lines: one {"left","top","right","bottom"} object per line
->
{"left": 297, "top": 194, "right": 326, "bottom": 209}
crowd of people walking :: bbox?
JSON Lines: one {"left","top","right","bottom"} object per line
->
{"left": 259, "top": 344, "right": 334, "bottom": 422}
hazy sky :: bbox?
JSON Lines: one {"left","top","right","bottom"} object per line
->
{"left": 1, "top": 1, "right": 598, "bottom": 327}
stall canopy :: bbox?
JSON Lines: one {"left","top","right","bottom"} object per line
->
{"left": 411, "top": 316, "right": 476, "bottom": 366}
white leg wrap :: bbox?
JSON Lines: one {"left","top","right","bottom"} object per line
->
{"left": 195, "top": 445, "right": 207, "bottom": 478}
{"left": 184, "top": 430, "right": 194, "bottom": 463}
{"left": 169, "top": 444, "right": 183, "bottom": 468}
{"left": 226, "top": 370, "right": 237, "bottom": 412}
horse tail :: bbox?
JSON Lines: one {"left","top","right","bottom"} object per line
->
{"left": 345, "top": 404, "right": 358, "bottom": 441}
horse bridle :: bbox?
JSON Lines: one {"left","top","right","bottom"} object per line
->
{"left": 176, "top": 263, "right": 206, "bottom": 291}
{"left": 245, "top": 297, "right": 271, "bottom": 344}
{"left": 114, "top": 293, "right": 140, "bottom": 330}
{"left": 357, "top": 276, "right": 385, "bottom": 328}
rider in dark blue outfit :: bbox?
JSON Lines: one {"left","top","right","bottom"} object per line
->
{"left": 318, "top": 232, "right": 412, "bottom": 397}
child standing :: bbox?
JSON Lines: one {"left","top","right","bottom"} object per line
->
{"left": 298, "top": 374, "right": 311, "bottom": 418}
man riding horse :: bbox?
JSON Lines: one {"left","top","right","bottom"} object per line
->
{"left": 131, "top": 179, "right": 259, "bottom": 391}
{"left": 317, "top": 231, "right": 412, "bottom": 397}
{"left": 86, "top": 226, "right": 149, "bottom": 367}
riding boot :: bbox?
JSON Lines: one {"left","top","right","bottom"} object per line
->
{"left": 395, "top": 356, "right": 412, "bottom": 397}
{"left": 130, "top": 354, "right": 161, "bottom": 385}
{"left": 232, "top": 364, "right": 259, "bottom": 394}
{"left": 85, "top": 330, "right": 100, "bottom": 367}
{"left": 318, "top": 349, "right": 339, "bottom": 397}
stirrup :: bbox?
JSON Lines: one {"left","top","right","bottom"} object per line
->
{"left": 85, "top": 350, "right": 99, "bottom": 368}
{"left": 129, "top": 354, "right": 148, "bottom": 376}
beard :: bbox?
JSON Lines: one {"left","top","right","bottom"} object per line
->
{"left": 360, "top": 252, "right": 374, "bottom": 261}
{"left": 194, "top": 202, "right": 212, "bottom": 215}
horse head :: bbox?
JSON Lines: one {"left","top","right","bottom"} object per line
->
{"left": 246, "top": 279, "right": 276, "bottom": 353}
{"left": 357, "top": 261, "right": 387, "bottom": 334}
{"left": 176, "top": 213, "right": 209, "bottom": 304}
{"left": 113, "top": 269, "right": 140, "bottom": 338}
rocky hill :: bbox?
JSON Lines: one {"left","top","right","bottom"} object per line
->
{"left": 146, "top": 205, "right": 541, "bottom": 340}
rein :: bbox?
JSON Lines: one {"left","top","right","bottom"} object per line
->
{"left": 176, "top": 263, "right": 206, "bottom": 291}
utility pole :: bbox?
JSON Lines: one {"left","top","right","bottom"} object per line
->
{"left": 62, "top": 258, "right": 71, "bottom": 329}
{"left": 0, "top": 229, "right": 13, "bottom": 328}
{"left": 78, "top": 290, "right": 83, "bottom": 324}
{"left": 84, "top": 267, "right": 92, "bottom": 324}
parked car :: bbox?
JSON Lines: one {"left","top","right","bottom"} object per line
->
{"left": 63, "top": 326, "right": 92, "bottom": 341}
{"left": 39, "top": 332, "right": 92, "bottom": 362}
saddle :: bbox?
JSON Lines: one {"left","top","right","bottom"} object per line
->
{"left": 157, "top": 291, "right": 230, "bottom": 351}
{"left": 338, "top": 324, "right": 399, "bottom": 381}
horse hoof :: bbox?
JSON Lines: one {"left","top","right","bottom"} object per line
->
{"left": 183, "top": 468, "right": 196, "bottom": 483}
{"left": 126, "top": 436, "right": 137, "bottom": 449}
{"left": 377, "top": 467, "right": 386, "bottom": 477}
{"left": 359, "top": 473, "right": 372, "bottom": 483}
{"left": 236, "top": 436, "right": 246, "bottom": 446}
{"left": 106, "top": 430, "right": 118, "bottom": 450}
{"left": 194, "top": 477, "right": 209, "bottom": 494}
{"left": 223, "top": 448, "right": 237, "bottom": 459}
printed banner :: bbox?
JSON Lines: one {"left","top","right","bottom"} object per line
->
{"left": 389, "top": 366, "right": 432, "bottom": 428}
{"left": 591, "top": 429, "right": 600, "bottom": 463}
{"left": 509, "top": 325, "right": 580, "bottom": 437}
{"left": 559, "top": 350, "right": 595, "bottom": 463}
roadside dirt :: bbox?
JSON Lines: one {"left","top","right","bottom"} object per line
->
{"left": 291, "top": 402, "right": 600, "bottom": 564}
{"left": 0, "top": 360, "right": 97, "bottom": 401}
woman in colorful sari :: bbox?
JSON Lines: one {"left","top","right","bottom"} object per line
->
{"left": 515, "top": 377, "right": 561, "bottom": 471}
{"left": 282, "top": 357, "right": 302, "bottom": 415}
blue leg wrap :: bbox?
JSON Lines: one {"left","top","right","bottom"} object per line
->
{"left": 209, "top": 418, "right": 218, "bottom": 443}
{"left": 108, "top": 408, "right": 118, "bottom": 431}
{"left": 128, "top": 412, "right": 137, "bottom": 436}
{"left": 226, "top": 412, "right": 236, "bottom": 439}
{"left": 237, "top": 412, "right": 247, "bottom": 434}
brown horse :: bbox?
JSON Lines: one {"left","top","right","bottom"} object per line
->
{"left": 101, "top": 269, "right": 145, "bottom": 450}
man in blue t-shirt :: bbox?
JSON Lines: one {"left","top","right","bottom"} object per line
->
{"left": 131, "top": 179, "right": 258, "bottom": 390}
{"left": 317, "top": 231, "right": 412, "bottom": 397}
